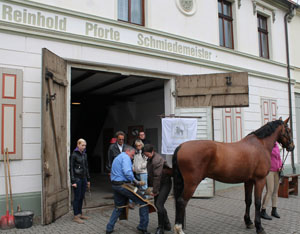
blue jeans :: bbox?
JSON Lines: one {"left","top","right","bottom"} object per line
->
{"left": 106, "top": 185, "right": 149, "bottom": 232}
{"left": 73, "top": 178, "right": 87, "bottom": 216}
{"left": 136, "top": 173, "right": 148, "bottom": 197}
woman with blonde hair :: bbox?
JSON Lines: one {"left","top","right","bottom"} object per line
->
{"left": 133, "top": 139, "right": 148, "bottom": 197}
{"left": 69, "top": 138, "right": 91, "bottom": 224}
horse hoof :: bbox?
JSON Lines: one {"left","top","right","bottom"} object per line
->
{"left": 257, "top": 230, "right": 266, "bottom": 234}
{"left": 174, "top": 224, "right": 185, "bottom": 234}
{"left": 246, "top": 224, "right": 254, "bottom": 229}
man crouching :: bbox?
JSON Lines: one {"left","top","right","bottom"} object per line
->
{"left": 106, "top": 145, "right": 151, "bottom": 234}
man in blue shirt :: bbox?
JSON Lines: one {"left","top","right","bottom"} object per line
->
{"left": 106, "top": 145, "right": 150, "bottom": 234}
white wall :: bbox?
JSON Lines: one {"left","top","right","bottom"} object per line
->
{"left": 290, "top": 12, "right": 300, "bottom": 68}
{"left": 290, "top": 11, "right": 300, "bottom": 93}
{"left": 0, "top": 32, "right": 42, "bottom": 195}
{"left": 147, "top": 0, "right": 219, "bottom": 45}
{"left": 27, "top": 0, "right": 291, "bottom": 64}
{"left": 29, "top": 0, "right": 116, "bottom": 20}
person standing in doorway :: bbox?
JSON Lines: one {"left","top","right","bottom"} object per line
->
{"left": 138, "top": 131, "right": 150, "bottom": 145}
{"left": 107, "top": 131, "right": 127, "bottom": 173}
{"left": 143, "top": 144, "right": 172, "bottom": 234}
{"left": 106, "top": 145, "right": 150, "bottom": 234}
{"left": 261, "top": 142, "right": 282, "bottom": 220}
{"left": 133, "top": 131, "right": 150, "bottom": 149}
{"left": 133, "top": 140, "right": 148, "bottom": 198}
{"left": 69, "top": 138, "right": 91, "bottom": 224}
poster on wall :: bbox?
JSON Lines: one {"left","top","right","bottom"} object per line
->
{"left": 162, "top": 118, "right": 197, "bottom": 154}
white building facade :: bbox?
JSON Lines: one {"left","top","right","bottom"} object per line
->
{"left": 0, "top": 0, "right": 299, "bottom": 222}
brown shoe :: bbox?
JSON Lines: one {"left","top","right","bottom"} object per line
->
{"left": 80, "top": 215, "right": 89, "bottom": 220}
{"left": 73, "top": 215, "right": 85, "bottom": 224}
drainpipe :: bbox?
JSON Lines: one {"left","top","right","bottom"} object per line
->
{"left": 284, "top": 5, "right": 296, "bottom": 174}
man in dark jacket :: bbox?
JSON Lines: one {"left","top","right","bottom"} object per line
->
{"left": 69, "top": 138, "right": 90, "bottom": 224}
{"left": 107, "top": 131, "right": 127, "bottom": 173}
{"left": 143, "top": 144, "right": 172, "bottom": 234}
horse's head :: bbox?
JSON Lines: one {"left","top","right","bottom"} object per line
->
{"left": 278, "top": 117, "right": 294, "bottom": 152}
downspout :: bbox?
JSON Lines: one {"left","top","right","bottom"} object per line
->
{"left": 284, "top": 5, "right": 296, "bottom": 174}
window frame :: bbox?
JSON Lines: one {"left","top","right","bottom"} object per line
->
{"left": 218, "top": 0, "right": 234, "bottom": 49}
{"left": 118, "top": 0, "right": 145, "bottom": 26}
{"left": 257, "top": 14, "right": 270, "bottom": 59}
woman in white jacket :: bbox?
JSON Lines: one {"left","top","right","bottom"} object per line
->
{"left": 133, "top": 140, "right": 148, "bottom": 198}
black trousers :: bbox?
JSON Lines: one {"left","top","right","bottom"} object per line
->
{"left": 154, "top": 176, "right": 172, "bottom": 228}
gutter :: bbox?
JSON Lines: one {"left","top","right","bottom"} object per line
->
{"left": 284, "top": 2, "right": 299, "bottom": 174}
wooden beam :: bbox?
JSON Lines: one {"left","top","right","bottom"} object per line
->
{"left": 112, "top": 79, "right": 154, "bottom": 94}
{"left": 177, "top": 86, "right": 248, "bottom": 96}
{"left": 71, "top": 71, "right": 97, "bottom": 86}
{"left": 84, "top": 74, "right": 129, "bottom": 94}
{"left": 127, "top": 86, "right": 164, "bottom": 97}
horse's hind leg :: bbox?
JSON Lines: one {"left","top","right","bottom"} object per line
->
{"left": 174, "top": 196, "right": 187, "bottom": 234}
{"left": 254, "top": 179, "right": 267, "bottom": 234}
{"left": 174, "top": 183, "right": 199, "bottom": 234}
{"left": 244, "top": 181, "right": 254, "bottom": 229}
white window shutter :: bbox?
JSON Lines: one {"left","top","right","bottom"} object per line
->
{"left": 0, "top": 68, "right": 23, "bottom": 160}
{"left": 261, "top": 98, "right": 277, "bottom": 124}
{"left": 223, "top": 108, "right": 244, "bottom": 143}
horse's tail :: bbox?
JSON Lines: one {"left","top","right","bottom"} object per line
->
{"left": 173, "top": 145, "right": 184, "bottom": 201}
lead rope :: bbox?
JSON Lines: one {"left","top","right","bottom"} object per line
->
{"left": 279, "top": 148, "right": 289, "bottom": 183}
{"left": 280, "top": 148, "right": 289, "bottom": 172}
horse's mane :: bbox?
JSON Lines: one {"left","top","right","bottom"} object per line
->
{"left": 248, "top": 120, "right": 283, "bottom": 139}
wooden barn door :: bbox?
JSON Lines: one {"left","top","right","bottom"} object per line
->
{"left": 42, "top": 48, "right": 69, "bottom": 225}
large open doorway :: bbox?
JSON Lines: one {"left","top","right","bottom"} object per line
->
{"left": 70, "top": 67, "right": 167, "bottom": 208}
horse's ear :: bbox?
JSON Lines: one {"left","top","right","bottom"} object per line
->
{"left": 284, "top": 117, "right": 290, "bottom": 124}
{"left": 279, "top": 117, "right": 282, "bottom": 121}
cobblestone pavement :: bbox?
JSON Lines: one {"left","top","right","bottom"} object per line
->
{"left": 1, "top": 185, "right": 300, "bottom": 234}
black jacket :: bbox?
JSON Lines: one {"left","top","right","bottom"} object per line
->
{"left": 69, "top": 149, "right": 90, "bottom": 184}
{"left": 107, "top": 143, "right": 127, "bottom": 172}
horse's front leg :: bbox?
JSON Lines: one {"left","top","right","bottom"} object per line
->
{"left": 244, "top": 181, "right": 254, "bottom": 229}
{"left": 254, "top": 179, "right": 267, "bottom": 234}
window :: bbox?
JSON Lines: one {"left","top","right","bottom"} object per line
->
{"left": 118, "top": 0, "right": 144, "bottom": 26}
{"left": 218, "top": 0, "right": 234, "bottom": 49}
{"left": 258, "top": 14, "right": 269, "bottom": 59}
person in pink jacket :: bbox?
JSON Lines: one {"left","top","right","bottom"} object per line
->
{"left": 261, "top": 142, "right": 282, "bottom": 220}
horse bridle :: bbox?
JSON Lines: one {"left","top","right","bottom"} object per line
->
{"left": 280, "top": 123, "right": 293, "bottom": 150}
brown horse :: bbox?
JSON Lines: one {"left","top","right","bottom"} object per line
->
{"left": 172, "top": 118, "right": 294, "bottom": 234}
